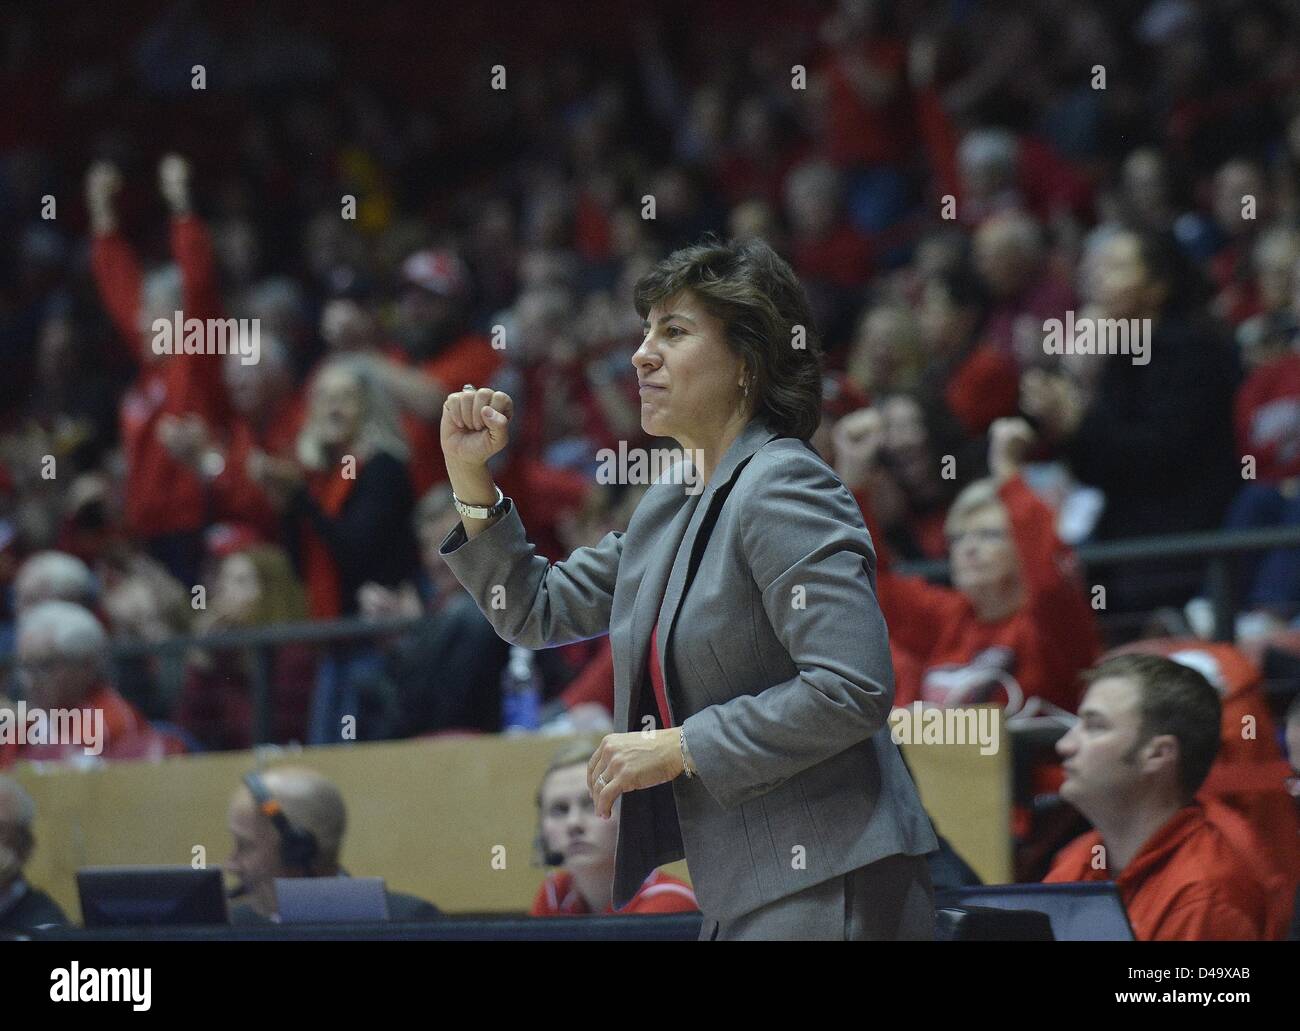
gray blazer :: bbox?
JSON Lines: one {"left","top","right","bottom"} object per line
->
{"left": 439, "top": 414, "right": 938, "bottom": 923}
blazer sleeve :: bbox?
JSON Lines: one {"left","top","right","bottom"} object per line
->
{"left": 682, "top": 450, "right": 895, "bottom": 811}
{"left": 438, "top": 497, "right": 622, "bottom": 649}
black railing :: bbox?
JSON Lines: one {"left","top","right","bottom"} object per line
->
{"left": 5, "top": 525, "right": 1299, "bottom": 745}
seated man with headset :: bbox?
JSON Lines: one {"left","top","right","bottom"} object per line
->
{"left": 226, "top": 766, "right": 441, "bottom": 923}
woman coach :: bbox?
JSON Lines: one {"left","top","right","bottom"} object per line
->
{"left": 438, "top": 237, "right": 938, "bottom": 940}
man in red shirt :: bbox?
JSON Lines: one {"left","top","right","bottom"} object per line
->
{"left": 530, "top": 739, "right": 697, "bottom": 917}
{"left": 1044, "top": 653, "right": 1269, "bottom": 940}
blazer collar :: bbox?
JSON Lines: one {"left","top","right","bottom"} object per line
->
{"left": 688, "top": 413, "right": 782, "bottom": 500}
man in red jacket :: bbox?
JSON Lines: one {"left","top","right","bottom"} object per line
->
{"left": 1044, "top": 654, "right": 1269, "bottom": 940}
{"left": 86, "top": 155, "right": 230, "bottom": 585}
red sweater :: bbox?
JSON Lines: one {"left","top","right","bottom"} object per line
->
{"left": 1044, "top": 804, "right": 1269, "bottom": 941}
{"left": 1234, "top": 352, "right": 1300, "bottom": 483}
{"left": 861, "top": 474, "right": 1100, "bottom": 712}
{"left": 210, "top": 393, "right": 305, "bottom": 540}
{"left": 91, "top": 216, "right": 230, "bottom": 538}
{"left": 1, "top": 683, "right": 184, "bottom": 767}
{"left": 530, "top": 868, "right": 698, "bottom": 916}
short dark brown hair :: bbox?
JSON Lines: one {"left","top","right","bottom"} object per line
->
{"left": 633, "top": 236, "right": 824, "bottom": 440}
{"left": 1084, "top": 653, "right": 1222, "bottom": 800}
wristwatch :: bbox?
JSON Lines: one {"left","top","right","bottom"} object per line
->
{"left": 451, "top": 484, "right": 508, "bottom": 520}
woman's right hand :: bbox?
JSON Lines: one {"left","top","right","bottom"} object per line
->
{"left": 440, "top": 387, "right": 513, "bottom": 471}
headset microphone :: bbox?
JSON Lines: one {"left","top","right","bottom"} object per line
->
{"left": 242, "top": 771, "right": 320, "bottom": 875}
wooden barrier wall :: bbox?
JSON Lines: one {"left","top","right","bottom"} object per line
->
{"left": 12, "top": 721, "right": 1010, "bottom": 922}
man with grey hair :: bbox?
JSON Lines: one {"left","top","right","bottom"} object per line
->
{"left": 13, "top": 551, "right": 97, "bottom": 615}
{"left": 0, "top": 775, "right": 67, "bottom": 933}
{"left": 12, "top": 601, "right": 180, "bottom": 763}
{"left": 226, "top": 766, "right": 440, "bottom": 923}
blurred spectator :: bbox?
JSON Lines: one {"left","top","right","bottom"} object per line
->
{"left": 226, "top": 766, "right": 440, "bottom": 923}
{"left": 972, "top": 210, "right": 1076, "bottom": 369}
{"left": 5, "top": 600, "right": 183, "bottom": 766}
{"left": 351, "top": 488, "right": 509, "bottom": 736}
{"left": 158, "top": 334, "right": 303, "bottom": 542}
{"left": 12, "top": 551, "right": 96, "bottom": 615}
{"left": 1288, "top": 693, "right": 1300, "bottom": 939}
{"left": 530, "top": 738, "right": 697, "bottom": 916}
{"left": 175, "top": 539, "right": 315, "bottom": 750}
{"left": 840, "top": 414, "right": 1099, "bottom": 712}
{"left": 1022, "top": 229, "right": 1241, "bottom": 609}
{"left": 1232, "top": 226, "right": 1300, "bottom": 370}
{"left": 1115, "top": 148, "right": 1179, "bottom": 235}
{"left": 784, "top": 158, "right": 873, "bottom": 345}
{"left": 916, "top": 263, "right": 1019, "bottom": 438}
{"left": 99, "top": 551, "right": 193, "bottom": 718}
{"left": 844, "top": 300, "right": 925, "bottom": 397}
{"left": 86, "top": 155, "right": 231, "bottom": 586}
{"left": 0, "top": 775, "right": 67, "bottom": 933}
{"left": 1045, "top": 653, "right": 1270, "bottom": 940}
{"left": 248, "top": 356, "right": 419, "bottom": 744}
{"left": 255, "top": 355, "right": 419, "bottom": 620}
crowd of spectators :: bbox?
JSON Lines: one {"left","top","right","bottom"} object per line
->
{"left": 1, "top": 0, "right": 1300, "bottom": 932}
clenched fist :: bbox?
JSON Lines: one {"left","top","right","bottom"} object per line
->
{"left": 440, "top": 387, "right": 514, "bottom": 470}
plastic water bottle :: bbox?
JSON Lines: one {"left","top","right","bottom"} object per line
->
{"left": 501, "top": 646, "right": 543, "bottom": 733}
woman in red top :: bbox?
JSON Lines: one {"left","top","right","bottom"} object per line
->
{"left": 530, "top": 739, "right": 697, "bottom": 917}
{"left": 836, "top": 412, "right": 1100, "bottom": 713}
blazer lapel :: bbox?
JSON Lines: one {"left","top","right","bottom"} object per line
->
{"left": 623, "top": 415, "right": 782, "bottom": 729}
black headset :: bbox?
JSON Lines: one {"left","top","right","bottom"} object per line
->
{"left": 243, "top": 771, "right": 320, "bottom": 875}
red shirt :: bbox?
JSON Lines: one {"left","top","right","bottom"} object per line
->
{"left": 1107, "top": 639, "right": 1300, "bottom": 939}
{"left": 560, "top": 637, "right": 615, "bottom": 715}
{"left": 1234, "top": 352, "right": 1300, "bottom": 483}
{"left": 91, "top": 216, "right": 231, "bottom": 539}
{"left": 944, "top": 342, "right": 1021, "bottom": 437}
{"left": 648, "top": 623, "right": 671, "bottom": 729}
{"left": 1044, "top": 804, "right": 1269, "bottom": 941}
{"left": 1, "top": 683, "right": 184, "bottom": 768}
{"left": 211, "top": 393, "right": 305, "bottom": 541}
{"left": 820, "top": 38, "right": 909, "bottom": 168}
{"left": 863, "top": 474, "right": 1100, "bottom": 712}
{"left": 791, "top": 224, "right": 874, "bottom": 290}
{"left": 530, "top": 868, "right": 698, "bottom": 916}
